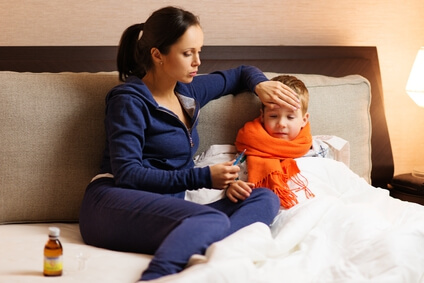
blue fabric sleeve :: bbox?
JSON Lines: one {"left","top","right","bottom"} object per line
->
{"left": 187, "top": 65, "right": 268, "bottom": 107}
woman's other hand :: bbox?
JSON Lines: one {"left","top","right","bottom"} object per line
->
{"left": 255, "top": 80, "right": 301, "bottom": 111}
{"left": 209, "top": 161, "right": 240, "bottom": 189}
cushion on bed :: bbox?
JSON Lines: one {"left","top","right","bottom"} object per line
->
{"left": 0, "top": 71, "right": 370, "bottom": 224}
{"left": 0, "top": 72, "right": 120, "bottom": 224}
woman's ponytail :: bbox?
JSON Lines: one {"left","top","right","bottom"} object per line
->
{"left": 117, "top": 23, "right": 145, "bottom": 82}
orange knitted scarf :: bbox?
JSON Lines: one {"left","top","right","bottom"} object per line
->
{"left": 235, "top": 117, "right": 314, "bottom": 208}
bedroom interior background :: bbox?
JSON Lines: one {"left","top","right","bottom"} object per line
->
{"left": 1, "top": 0, "right": 424, "bottom": 179}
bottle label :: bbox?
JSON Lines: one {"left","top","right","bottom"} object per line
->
{"left": 44, "top": 256, "right": 63, "bottom": 272}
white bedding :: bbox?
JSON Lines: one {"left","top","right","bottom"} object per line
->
{"left": 165, "top": 157, "right": 424, "bottom": 283}
{"left": 3, "top": 158, "right": 422, "bottom": 283}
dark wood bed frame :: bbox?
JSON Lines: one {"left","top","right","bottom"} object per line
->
{"left": 0, "top": 45, "right": 393, "bottom": 189}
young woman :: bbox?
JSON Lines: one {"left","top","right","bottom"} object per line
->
{"left": 79, "top": 6, "right": 300, "bottom": 281}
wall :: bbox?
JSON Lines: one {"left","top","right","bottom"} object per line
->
{"left": 1, "top": 0, "right": 424, "bottom": 177}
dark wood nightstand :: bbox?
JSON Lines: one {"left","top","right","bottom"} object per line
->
{"left": 388, "top": 173, "right": 424, "bottom": 205}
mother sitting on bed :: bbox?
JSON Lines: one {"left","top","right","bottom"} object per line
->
{"left": 78, "top": 6, "right": 300, "bottom": 281}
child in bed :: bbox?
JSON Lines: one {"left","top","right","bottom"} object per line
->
{"left": 228, "top": 75, "right": 315, "bottom": 208}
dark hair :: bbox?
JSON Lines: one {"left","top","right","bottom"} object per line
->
{"left": 117, "top": 6, "right": 200, "bottom": 81}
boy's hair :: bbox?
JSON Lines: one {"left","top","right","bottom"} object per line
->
{"left": 269, "top": 75, "right": 309, "bottom": 115}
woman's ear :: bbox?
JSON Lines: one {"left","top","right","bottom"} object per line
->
{"left": 150, "top": 48, "right": 163, "bottom": 65}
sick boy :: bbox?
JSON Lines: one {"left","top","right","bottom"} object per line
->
{"left": 227, "top": 75, "right": 314, "bottom": 208}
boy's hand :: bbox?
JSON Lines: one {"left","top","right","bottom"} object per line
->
{"left": 225, "top": 180, "right": 255, "bottom": 203}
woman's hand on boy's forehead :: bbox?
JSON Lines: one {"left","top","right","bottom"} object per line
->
{"left": 255, "top": 81, "right": 301, "bottom": 111}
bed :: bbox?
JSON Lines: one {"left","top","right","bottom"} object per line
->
{"left": 1, "top": 46, "right": 423, "bottom": 283}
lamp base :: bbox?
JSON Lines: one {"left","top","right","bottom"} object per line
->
{"left": 390, "top": 171, "right": 424, "bottom": 205}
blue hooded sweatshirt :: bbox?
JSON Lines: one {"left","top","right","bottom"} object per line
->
{"left": 99, "top": 65, "right": 267, "bottom": 197}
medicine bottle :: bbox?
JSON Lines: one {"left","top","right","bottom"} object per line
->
{"left": 43, "top": 226, "right": 63, "bottom": 276}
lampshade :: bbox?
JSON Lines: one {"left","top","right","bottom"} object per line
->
{"left": 406, "top": 47, "right": 424, "bottom": 107}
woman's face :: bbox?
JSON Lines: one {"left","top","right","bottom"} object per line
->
{"left": 161, "top": 25, "right": 204, "bottom": 83}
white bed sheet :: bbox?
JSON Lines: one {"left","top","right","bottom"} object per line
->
{"left": 3, "top": 158, "right": 422, "bottom": 283}
{"left": 0, "top": 223, "right": 151, "bottom": 282}
{"left": 159, "top": 157, "right": 424, "bottom": 283}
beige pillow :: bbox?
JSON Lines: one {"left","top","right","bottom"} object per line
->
{"left": 0, "top": 71, "right": 120, "bottom": 224}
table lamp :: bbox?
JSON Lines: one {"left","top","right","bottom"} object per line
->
{"left": 406, "top": 47, "right": 424, "bottom": 107}
{"left": 406, "top": 46, "right": 424, "bottom": 177}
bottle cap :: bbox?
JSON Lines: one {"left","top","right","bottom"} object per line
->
{"left": 48, "top": 227, "right": 60, "bottom": 237}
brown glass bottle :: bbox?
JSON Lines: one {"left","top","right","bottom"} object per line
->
{"left": 43, "top": 227, "right": 63, "bottom": 276}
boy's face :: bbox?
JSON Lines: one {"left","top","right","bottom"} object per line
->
{"left": 261, "top": 105, "right": 309, "bottom": 141}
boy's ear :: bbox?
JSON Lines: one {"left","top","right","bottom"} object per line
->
{"left": 260, "top": 108, "right": 265, "bottom": 123}
{"left": 302, "top": 112, "right": 309, "bottom": 127}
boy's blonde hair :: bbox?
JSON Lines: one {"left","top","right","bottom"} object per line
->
{"left": 270, "top": 75, "right": 309, "bottom": 115}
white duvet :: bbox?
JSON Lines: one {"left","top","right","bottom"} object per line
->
{"left": 156, "top": 157, "right": 424, "bottom": 283}
{"left": 2, "top": 156, "right": 421, "bottom": 282}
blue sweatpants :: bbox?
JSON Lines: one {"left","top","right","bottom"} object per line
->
{"left": 79, "top": 178, "right": 280, "bottom": 281}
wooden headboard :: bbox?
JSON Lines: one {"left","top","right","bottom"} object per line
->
{"left": 0, "top": 45, "right": 393, "bottom": 189}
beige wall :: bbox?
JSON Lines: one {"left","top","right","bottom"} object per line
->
{"left": 1, "top": 0, "right": 424, "bottom": 177}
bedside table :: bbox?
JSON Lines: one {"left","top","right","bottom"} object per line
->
{"left": 388, "top": 173, "right": 424, "bottom": 205}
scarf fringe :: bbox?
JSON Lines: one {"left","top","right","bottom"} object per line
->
{"left": 256, "top": 171, "right": 314, "bottom": 209}
{"left": 291, "top": 173, "right": 315, "bottom": 199}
